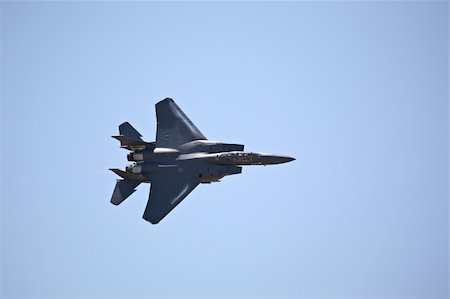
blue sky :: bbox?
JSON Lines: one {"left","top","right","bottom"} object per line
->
{"left": 1, "top": 1, "right": 448, "bottom": 299}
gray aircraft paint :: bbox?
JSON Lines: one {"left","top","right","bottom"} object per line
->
{"left": 110, "top": 98, "right": 295, "bottom": 224}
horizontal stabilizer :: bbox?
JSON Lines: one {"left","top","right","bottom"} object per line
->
{"left": 112, "top": 135, "right": 155, "bottom": 151}
{"left": 111, "top": 180, "right": 141, "bottom": 205}
{"left": 112, "top": 135, "right": 147, "bottom": 146}
{"left": 109, "top": 168, "right": 149, "bottom": 181}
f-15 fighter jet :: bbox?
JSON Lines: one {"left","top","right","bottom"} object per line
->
{"left": 110, "top": 98, "right": 295, "bottom": 224}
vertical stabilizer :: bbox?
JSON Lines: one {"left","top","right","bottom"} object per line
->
{"left": 119, "top": 122, "right": 143, "bottom": 140}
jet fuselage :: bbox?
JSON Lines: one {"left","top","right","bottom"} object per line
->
{"left": 125, "top": 141, "right": 294, "bottom": 183}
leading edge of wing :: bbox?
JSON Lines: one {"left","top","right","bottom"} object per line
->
{"left": 143, "top": 169, "right": 200, "bottom": 224}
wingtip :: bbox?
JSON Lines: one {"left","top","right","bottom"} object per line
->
{"left": 156, "top": 97, "right": 174, "bottom": 106}
{"left": 110, "top": 200, "right": 120, "bottom": 206}
{"left": 142, "top": 211, "right": 163, "bottom": 224}
{"left": 143, "top": 215, "right": 160, "bottom": 225}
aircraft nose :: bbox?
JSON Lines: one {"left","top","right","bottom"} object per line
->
{"left": 277, "top": 155, "right": 295, "bottom": 164}
{"left": 260, "top": 154, "right": 295, "bottom": 165}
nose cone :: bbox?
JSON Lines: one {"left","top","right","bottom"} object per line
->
{"left": 260, "top": 154, "right": 295, "bottom": 165}
{"left": 274, "top": 155, "right": 295, "bottom": 164}
{"left": 281, "top": 155, "right": 296, "bottom": 163}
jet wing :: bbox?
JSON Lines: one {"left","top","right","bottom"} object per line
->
{"left": 143, "top": 168, "right": 200, "bottom": 224}
{"left": 155, "top": 98, "right": 206, "bottom": 147}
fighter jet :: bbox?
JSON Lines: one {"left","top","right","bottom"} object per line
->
{"left": 110, "top": 98, "right": 295, "bottom": 224}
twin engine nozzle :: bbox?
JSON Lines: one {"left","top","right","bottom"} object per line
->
{"left": 126, "top": 162, "right": 177, "bottom": 174}
{"left": 125, "top": 163, "right": 147, "bottom": 174}
{"left": 127, "top": 152, "right": 144, "bottom": 161}
{"left": 125, "top": 163, "right": 161, "bottom": 174}
{"left": 127, "top": 150, "right": 157, "bottom": 162}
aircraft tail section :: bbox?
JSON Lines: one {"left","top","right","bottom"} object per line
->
{"left": 112, "top": 122, "right": 155, "bottom": 150}
{"left": 119, "top": 122, "right": 142, "bottom": 139}
{"left": 111, "top": 180, "right": 141, "bottom": 205}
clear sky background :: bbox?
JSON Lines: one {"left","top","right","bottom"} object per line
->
{"left": 1, "top": 1, "right": 448, "bottom": 299}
